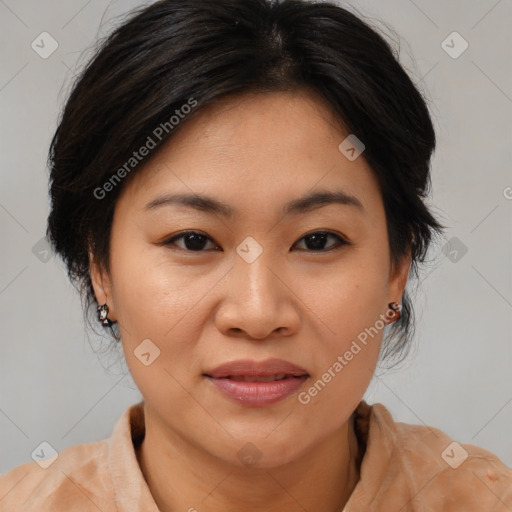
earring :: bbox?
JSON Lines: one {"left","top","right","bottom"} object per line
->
{"left": 97, "top": 303, "right": 112, "bottom": 326}
{"left": 387, "top": 301, "right": 402, "bottom": 323}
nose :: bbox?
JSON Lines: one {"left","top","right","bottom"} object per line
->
{"left": 214, "top": 250, "right": 301, "bottom": 340}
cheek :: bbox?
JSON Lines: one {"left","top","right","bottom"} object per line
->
{"left": 306, "top": 244, "right": 390, "bottom": 343}
{"left": 109, "top": 234, "right": 194, "bottom": 330}
{"left": 297, "top": 298, "right": 384, "bottom": 431}
{"left": 107, "top": 236, "right": 228, "bottom": 390}
{"left": 298, "top": 246, "right": 390, "bottom": 401}
{"left": 108, "top": 245, "right": 204, "bottom": 408}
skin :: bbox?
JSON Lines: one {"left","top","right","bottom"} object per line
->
{"left": 90, "top": 89, "right": 411, "bottom": 512}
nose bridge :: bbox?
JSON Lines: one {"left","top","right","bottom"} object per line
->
{"left": 234, "top": 235, "right": 280, "bottom": 305}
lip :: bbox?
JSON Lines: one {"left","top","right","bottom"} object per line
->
{"left": 204, "top": 358, "right": 309, "bottom": 407}
{"left": 205, "top": 358, "right": 309, "bottom": 378}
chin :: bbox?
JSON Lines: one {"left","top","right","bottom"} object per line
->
{"left": 215, "top": 434, "right": 310, "bottom": 470}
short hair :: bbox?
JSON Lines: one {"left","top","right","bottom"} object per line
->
{"left": 46, "top": 0, "right": 445, "bottom": 366}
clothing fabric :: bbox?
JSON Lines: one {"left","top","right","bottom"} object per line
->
{"left": 1, "top": 400, "right": 511, "bottom": 511}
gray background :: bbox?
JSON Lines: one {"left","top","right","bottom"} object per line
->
{"left": 1, "top": 0, "right": 511, "bottom": 474}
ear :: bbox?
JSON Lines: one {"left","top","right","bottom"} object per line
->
{"left": 387, "top": 250, "right": 412, "bottom": 312}
{"left": 89, "top": 250, "right": 117, "bottom": 322}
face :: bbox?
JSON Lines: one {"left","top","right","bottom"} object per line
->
{"left": 91, "top": 90, "right": 410, "bottom": 468}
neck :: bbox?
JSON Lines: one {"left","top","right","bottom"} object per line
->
{"left": 136, "top": 404, "right": 361, "bottom": 512}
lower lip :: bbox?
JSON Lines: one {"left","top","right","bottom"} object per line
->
{"left": 205, "top": 375, "right": 308, "bottom": 407}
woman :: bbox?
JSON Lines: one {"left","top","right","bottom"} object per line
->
{"left": 1, "top": 0, "right": 510, "bottom": 510}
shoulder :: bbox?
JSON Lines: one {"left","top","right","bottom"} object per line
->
{"left": 0, "top": 438, "right": 113, "bottom": 511}
{"left": 369, "top": 402, "right": 512, "bottom": 510}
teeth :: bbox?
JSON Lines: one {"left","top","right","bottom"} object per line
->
{"left": 228, "top": 374, "right": 289, "bottom": 382}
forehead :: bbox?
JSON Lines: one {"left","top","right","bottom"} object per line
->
{"left": 180, "top": 89, "right": 344, "bottom": 140}
{"left": 116, "top": 90, "right": 382, "bottom": 219}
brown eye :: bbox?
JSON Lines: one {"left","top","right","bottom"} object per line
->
{"left": 164, "top": 231, "right": 218, "bottom": 252}
{"left": 163, "top": 230, "right": 349, "bottom": 253}
{"left": 293, "top": 231, "right": 349, "bottom": 252}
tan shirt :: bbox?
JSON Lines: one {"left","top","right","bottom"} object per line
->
{"left": 1, "top": 400, "right": 511, "bottom": 511}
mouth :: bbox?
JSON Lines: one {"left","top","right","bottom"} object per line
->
{"left": 203, "top": 358, "right": 310, "bottom": 407}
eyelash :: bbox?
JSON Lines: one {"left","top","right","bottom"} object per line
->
{"left": 161, "top": 230, "right": 351, "bottom": 253}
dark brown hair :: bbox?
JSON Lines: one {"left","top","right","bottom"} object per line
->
{"left": 46, "top": 0, "right": 445, "bottom": 365}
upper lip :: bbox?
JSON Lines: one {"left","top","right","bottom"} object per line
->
{"left": 204, "top": 358, "right": 309, "bottom": 378}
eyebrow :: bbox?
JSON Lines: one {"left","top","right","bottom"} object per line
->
{"left": 143, "top": 189, "right": 364, "bottom": 218}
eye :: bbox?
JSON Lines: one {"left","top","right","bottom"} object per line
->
{"left": 162, "top": 230, "right": 349, "bottom": 253}
{"left": 292, "top": 231, "right": 349, "bottom": 252}
{"left": 163, "top": 231, "right": 219, "bottom": 252}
